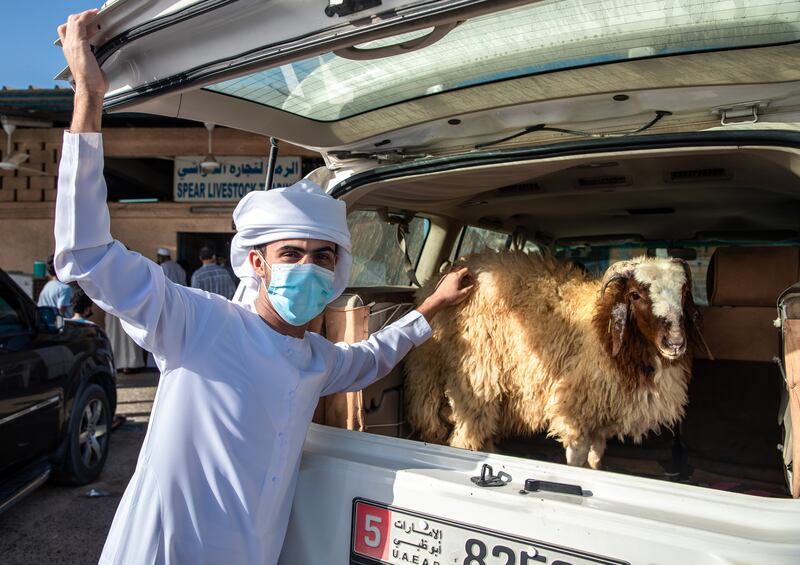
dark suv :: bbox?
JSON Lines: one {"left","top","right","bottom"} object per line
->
{"left": 0, "top": 269, "right": 116, "bottom": 514}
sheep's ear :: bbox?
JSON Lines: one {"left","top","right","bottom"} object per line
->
{"left": 610, "top": 301, "right": 628, "bottom": 357}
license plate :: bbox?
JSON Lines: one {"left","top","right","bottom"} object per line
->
{"left": 351, "top": 499, "right": 627, "bottom": 565}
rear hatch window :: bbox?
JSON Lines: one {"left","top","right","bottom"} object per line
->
{"left": 205, "top": 0, "right": 800, "bottom": 121}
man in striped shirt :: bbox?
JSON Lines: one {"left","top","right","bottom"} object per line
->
{"left": 191, "top": 246, "right": 237, "bottom": 299}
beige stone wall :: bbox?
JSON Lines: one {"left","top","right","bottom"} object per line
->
{"left": 0, "top": 126, "right": 319, "bottom": 274}
{"left": 0, "top": 201, "right": 233, "bottom": 274}
{"left": 0, "top": 126, "right": 317, "bottom": 205}
{"left": 0, "top": 207, "right": 57, "bottom": 273}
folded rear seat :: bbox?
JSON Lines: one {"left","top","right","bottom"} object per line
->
{"left": 683, "top": 246, "right": 799, "bottom": 485}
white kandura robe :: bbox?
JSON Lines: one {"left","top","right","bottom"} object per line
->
{"left": 53, "top": 132, "right": 432, "bottom": 565}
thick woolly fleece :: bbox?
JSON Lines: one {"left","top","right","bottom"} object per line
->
{"left": 405, "top": 251, "right": 691, "bottom": 468}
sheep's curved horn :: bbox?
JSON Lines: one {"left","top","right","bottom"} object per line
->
{"left": 599, "top": 260, "right": 637, "bottom": 297}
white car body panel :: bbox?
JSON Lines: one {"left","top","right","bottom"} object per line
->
{"left": 280, "top": 425, "right": 800, "bottom": 564}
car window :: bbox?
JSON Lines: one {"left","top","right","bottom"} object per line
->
{"left": 455, "top": 226, "right": 509, "bottom": 259}
{"left": 348, "top": 210, "right": 430, "bottom": 286}
{"left": 558, "top": 244, "right": 711, "bottom": 302}
{"left": 522, "top": 240, "right": 541, "bottom": 254}
{"left": 556, "top": 241, "right": 800, "bottom": 306}
{"left": 0, "top": 289, "right": 28, "bottom": 336}
{"left": 204, "top": 0, "right": 800, "bottom": 121}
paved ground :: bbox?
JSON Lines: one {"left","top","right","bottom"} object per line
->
{"left": 0, "top": 370, "right": 159, "bottom": 565}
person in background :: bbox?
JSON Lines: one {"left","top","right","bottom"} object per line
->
{"left": 216, "top": 251, "right": 239, "bottom": 286}
{"left": 104, "top": 312, "right": 144, "bottom": 374}
{"left": 155, "top": 247, "right": 186, "bottom": 285}
{"left": 70, "top": 288, "right": 96, "bottom": 324}
{"left": 176, "top": 258, "right": 191, "bottom": 277}
{"left": 191, "top": 245, "right": 237, "bottom": 299}
{"left": 38, "top": 254, "right": 73, "bottom": 317}
{"left": 72, "top": 287, "right": 129, "bottom": 429}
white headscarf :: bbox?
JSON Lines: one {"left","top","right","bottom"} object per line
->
{"left": 230, "top": 180, "right": 352, "bottom": 306}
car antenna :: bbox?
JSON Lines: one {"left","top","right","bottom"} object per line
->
{"left": 265, "top": 137, "right": 279, "bottom": 190}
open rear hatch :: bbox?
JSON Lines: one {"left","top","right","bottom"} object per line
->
{"left": 60, "top": 0, "right": 800, "bottom": 162}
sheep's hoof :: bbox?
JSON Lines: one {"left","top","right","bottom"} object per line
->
{"left": 448, "top": 435, "right": 485, "bottom": 452}
{"left": 588, "top": 443, "right": 606, "bottom": 470}
{"left": 565, "top": 443, "right": 590, "bottom": 467}
{"left": 588, "top": 458, "right": 604, "bottom": 470}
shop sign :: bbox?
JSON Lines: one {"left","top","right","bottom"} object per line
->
{"left": 174, "top": 156, "right": 302, "bottom": 202}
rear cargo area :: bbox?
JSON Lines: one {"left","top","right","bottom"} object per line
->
{"left": 315, "top": 145, "right": 800, "bottom": 499}
{"left": 315, "top": 248, "right": 792, "bottom": 498}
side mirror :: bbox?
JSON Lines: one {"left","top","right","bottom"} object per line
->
{"left": 36, "top": 306, "right": 65, "bottom": 333}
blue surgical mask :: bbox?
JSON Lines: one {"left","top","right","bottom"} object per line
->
{"left": 258, "top": 253, "right": 335, "bottom": 326}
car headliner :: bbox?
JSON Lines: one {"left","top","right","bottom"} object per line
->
{"left": 343, "top": 142, "right": 800, "bottom": 243}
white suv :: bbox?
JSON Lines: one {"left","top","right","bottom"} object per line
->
{"left": 64, "top": 1, "right": 800, "bottom": 563}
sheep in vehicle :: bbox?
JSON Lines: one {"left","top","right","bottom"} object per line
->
{"left": 405, "top": 251, "right": 703, "bottom": 468}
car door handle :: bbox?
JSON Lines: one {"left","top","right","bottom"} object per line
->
{"left": 524, "top": 478, "right": 584, "bottom": 497}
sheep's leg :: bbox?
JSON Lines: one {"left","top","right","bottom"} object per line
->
{"left": 588, "top": 435, "right": 607, "bottom": 470}
{"left": 405, "top": 348, "right": 450, "bottom": 443}
{"left": 450, "top": 418, "right": 495, "bottom": 452}
{"left": 565, "top": 438, "right": 590, "bottom": 467}
{"left": 447, "top": 392, "right": 499, "bottom": 453}
{"left": 409, "top": 391, "right": 450, "bottom": 443}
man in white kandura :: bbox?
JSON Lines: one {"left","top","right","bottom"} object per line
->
{"left": 56, "top": 11, "right": 475, "bottom": 565}
{"left": 156, "top": 247, "right": 187, "bottom": 286}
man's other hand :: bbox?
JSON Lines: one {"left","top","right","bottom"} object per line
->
{"left": 58, "top": 10, "right": 107, "bottom": 97}
{"left": 58, "top": 10, "right": 106, "bottom": 133}
{"left": 417, "top": 266, "right": 476, "bottom": 323}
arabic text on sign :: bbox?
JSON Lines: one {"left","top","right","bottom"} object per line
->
{"left": 173, "top": 156, "right": 301, "bottom": 202}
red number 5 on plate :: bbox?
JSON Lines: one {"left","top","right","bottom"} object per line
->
{"left": 353, "top": 501, "right": 391, "bottom": 561}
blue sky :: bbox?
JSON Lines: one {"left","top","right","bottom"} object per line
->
{"left": 1, "top": 1, "right": 101, "bottom": 89}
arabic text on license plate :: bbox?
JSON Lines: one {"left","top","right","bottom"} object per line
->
{"left": 350, "top": 498, "right": 627, "bottom": 565}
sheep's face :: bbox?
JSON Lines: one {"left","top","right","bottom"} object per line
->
{"left": 601, "top": 258, "right": 694, "bottom": 361}
{"left": 630, "top": 261, "right": 690, "bottom": 360}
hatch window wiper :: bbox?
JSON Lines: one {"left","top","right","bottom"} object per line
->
{"left": 475, "top": 110, "right": 672, "bottom": 150}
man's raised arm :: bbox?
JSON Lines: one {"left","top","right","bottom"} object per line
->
{"left": 59, "top": 11, "right": 105, "bottom": 134}
{"left": 53, "top": 11, "right": 198, "bottom": 367}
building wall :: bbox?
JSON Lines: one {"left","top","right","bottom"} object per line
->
{"left": 1, "top": 206, "right": 58, "bottom": 273}
{"left": 0, "top": 201, "right": 233, "bottom": 273}
{"left": 0, "top": 126, "right": 317, "bottom": 274}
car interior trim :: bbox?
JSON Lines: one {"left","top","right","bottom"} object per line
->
{"left": 330, "top": 130, "right": 800, "bottom": 199}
